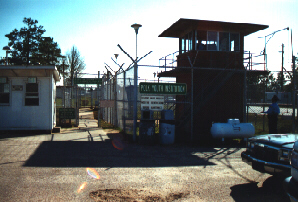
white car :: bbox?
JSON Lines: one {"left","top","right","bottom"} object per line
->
{"left": 284, "top": 140, "right": 298, "bottom": 201}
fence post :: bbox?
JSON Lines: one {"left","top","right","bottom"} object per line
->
{"left": 244, "top": 67, "right": 247, "bottom": 122}
{"left": 263, "top": 114, "right": 265, "bottom": 132}
{"left": 292, "top": 56, "right": 296, "bottom": 133}
{"left": 123, "top": 71, "right": 126, "bottom": 134}
{"left": 75, "top": 71, "right": 79, "bottom": 126}
{"left": 246, "top": 103, "right": 249, "bottom": 124}
{"left": 98, "top": 71, "right": 101, "bottom": 128}
{"left": 187, "top": 56, "right": 194, "bottom": 143}
{"left": 114, "top": 74, "right": 118, "bottom": 127}
{"left": 133, "top": 62, "right": 138, "bottom": 142}
{"left": 191, "top": 63, "right": 193, "bottom": 142}
{"left": 90, "top": 86, "right": 93, "bottom": 109}
{"left": 264, "top": 79, "right": 267, "bottom": 131}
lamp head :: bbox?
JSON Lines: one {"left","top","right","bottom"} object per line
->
{"left": 3, "top": 46, "right": 11, "bottom": 51}
{"left": 131, "top": 23, "right": 142, "bottom": 34}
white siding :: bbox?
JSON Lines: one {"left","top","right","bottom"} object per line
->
{"left": 0, "top": 76, "right": 54, "bottom": 130}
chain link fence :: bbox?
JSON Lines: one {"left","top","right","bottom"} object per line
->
{"left": 56, "top": 58, "right": 297, "bottom": 141}
{"left": 56, "top": 73, "right": 100, "bottom": 126}
{"left": 103, "top": 65, "right": 297, "bottom": 140}
{"left": 246, "top": 72, "right": 297, "bottom": 134}
{"left": 99, "top": 64, "right": 178, "bottom": 137}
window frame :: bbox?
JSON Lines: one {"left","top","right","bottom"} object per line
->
{"left": 219, "top": 32, "right": 230, "bottom": 51}
{"left": 207, "top": 31, "right": 218, "bottom": 51}
{"left": 0, "top": 78, "right": 10, "bottom": 105}
{"left": 181, "top": 30, "right": 196, "bottom": 53}
{"left": 195, "top": 30, "right": 207, "bottom": 51}
{"left": 25, "top": 80, "right": 39, "bottom": 106}
{"left": 180, "top": 30, "right": 240, "bottom": 53}
{"left": 229, "top": 32, "right": 240, "bottom": 52}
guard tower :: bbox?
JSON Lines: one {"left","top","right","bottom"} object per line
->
{"left": 158, "top": 18, "right": 268, "bottom": 143}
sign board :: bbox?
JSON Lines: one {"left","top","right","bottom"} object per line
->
{"left": 139, "top": 82, "right": 187, "bottom": 95}
{"left": 141, "top": 96, "right": 164, "bottom": 111}
{"left": 100, "top": 100, "right": 115, "bottom": 108}
{"left": 74, "top": 78, "right": 102, "bottom": 85}
{"left": 0, "top": 77, "right": 7, "bottom": 83}
{"left": 59, "top": 108, "right": 76, "bottom": 119}
{"left": 12, "top": 85, "right": 23, "bottom": 91}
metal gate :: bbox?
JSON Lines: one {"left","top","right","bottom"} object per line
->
{"left": 56, "top": 73, "right": 101, "bottom": 127}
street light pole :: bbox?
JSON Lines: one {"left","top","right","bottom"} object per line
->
{"left": 114, "top": 54, "right": 119, "bottom": 63}
{"left": 2, "top": 46, "right": 11, "bottom": 65}
{"left": 261, "top": 27, "right": 289, "bottom": 70}
{"left": 131, "top": 24, "right": 142, "bottom": 59}
{"left": 131, "top": 23, "right": 142, "bottom": 142}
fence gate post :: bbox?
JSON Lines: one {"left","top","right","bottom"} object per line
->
{"left": 123, "top": 71, "right": 126, "bottom": 134}
{"left": 75, "top": 71, "right": 79, "bottom": 126}
{"left": 133, "top": 62, "right": 138, "bottom": 142}
{"left": 244, "top": 67, "right": 247, "bottom": 122}
{"left": 292, "top": 56, "right": 296, "bottom": 133}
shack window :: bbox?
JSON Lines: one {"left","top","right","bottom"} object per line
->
{"left": 181, "top": 37, "right": 186, "bottom": 53}
{"left": 196, "top": 30, "right": 207, "bottom": 50}
{"left": 230, "top": 33, "right": 240, "bottom": 51}
{"left": 219, "top": 32, "right": 229, "bottom": 51}
{"left": 25, "top": 83, "right": 39, "bottom": 106}
{"left": 180, "top": 31, "right": 239, "bottom": 53}
{"left": 207, "top": 31, "right": 218, "bottom": 51}
{"left": 182, "top": 33, "right": 191, "bottom": 53}
{"left": 188, "top": 32, "right": 193, "bottom": 51}
{"left": 0, "top": 83, "right": 10, "bottom": 104}
{"left": 181, "top": 31, "right": 196, "bottom": 53}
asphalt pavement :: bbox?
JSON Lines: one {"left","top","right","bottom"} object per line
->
{"left": 0, "top": 108, "right": 291, "bottom": 201}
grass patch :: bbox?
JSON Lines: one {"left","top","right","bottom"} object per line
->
{"left": 100, "top": 119, "right": 122, "bottom": 131}
{"left": 247, "top": 113, "right": 293, "bottom": 135}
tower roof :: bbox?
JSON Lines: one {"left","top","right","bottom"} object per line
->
{"left": 159, "top": 18, "right": 269, "bottom": 38}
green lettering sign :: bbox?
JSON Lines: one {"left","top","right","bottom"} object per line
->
{"left": 59, "top": 108, "right": 76, "bottom": 119}
{"left": 74, "top": 78, "right": 102, "bottom": 84}
{"left": 139, "top": 82, "right": 187, "bottom": 95}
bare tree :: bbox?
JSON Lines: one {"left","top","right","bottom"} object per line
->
{"left": 66, "top": 46, "right": 86, "bottom": 86}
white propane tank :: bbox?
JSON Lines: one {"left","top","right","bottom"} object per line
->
{"left": 210, "top": 119, "right": 255, "bottom": 139}
{"left": 160, "top": 123, "right": 175, "bottom": 144}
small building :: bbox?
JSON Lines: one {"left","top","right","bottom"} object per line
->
{"left": 158, "top": 18, "right": 268, "bottom": 143}
{"left": 0, "top": 65, "right": 60, "bottom": 133}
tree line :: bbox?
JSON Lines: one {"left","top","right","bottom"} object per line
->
{"left": 2, "top": 17, "right": 85, "bottom": 86}
{"left": 247, "top": 59, "right": 298, "bottom": 103}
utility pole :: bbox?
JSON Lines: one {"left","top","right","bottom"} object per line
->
{"left": 260, "top": 27, "right": 289, "bottom": 71}
{"left": 281, "top": 43, "right": 284, "bottom": 91}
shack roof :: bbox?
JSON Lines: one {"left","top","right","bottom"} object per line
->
{"left": 159, "top": 18, "right": 269, "bottom": 38}
{"left": 0, "top": 65, "right": 60, "bottom": 82}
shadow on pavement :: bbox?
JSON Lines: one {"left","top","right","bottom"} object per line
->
{"left": 23, "top": 140, "right": 217, "bottom": 168}
{"left": 230, "top": 175, "right": 290, "bottom": 202}
{"left": 0, "top": 131, "right": 51, "bottom": 140}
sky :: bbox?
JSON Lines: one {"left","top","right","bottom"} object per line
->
{"left": 0, "top": 0, "right": 297, "bottom": 82}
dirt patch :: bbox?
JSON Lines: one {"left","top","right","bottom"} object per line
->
{"left": 89, "top": 189, "right": 189, "bottom": 202}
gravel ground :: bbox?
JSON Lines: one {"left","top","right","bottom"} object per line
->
{"left": 0, "top": 139, "right": 290, "bottom": 202}
{"left": 0, "top": 109, "right": 291, "bottom": 201}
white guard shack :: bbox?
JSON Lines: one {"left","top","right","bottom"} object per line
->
{"left": 0, "top": 65, "right": 60, "bottom": 133}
